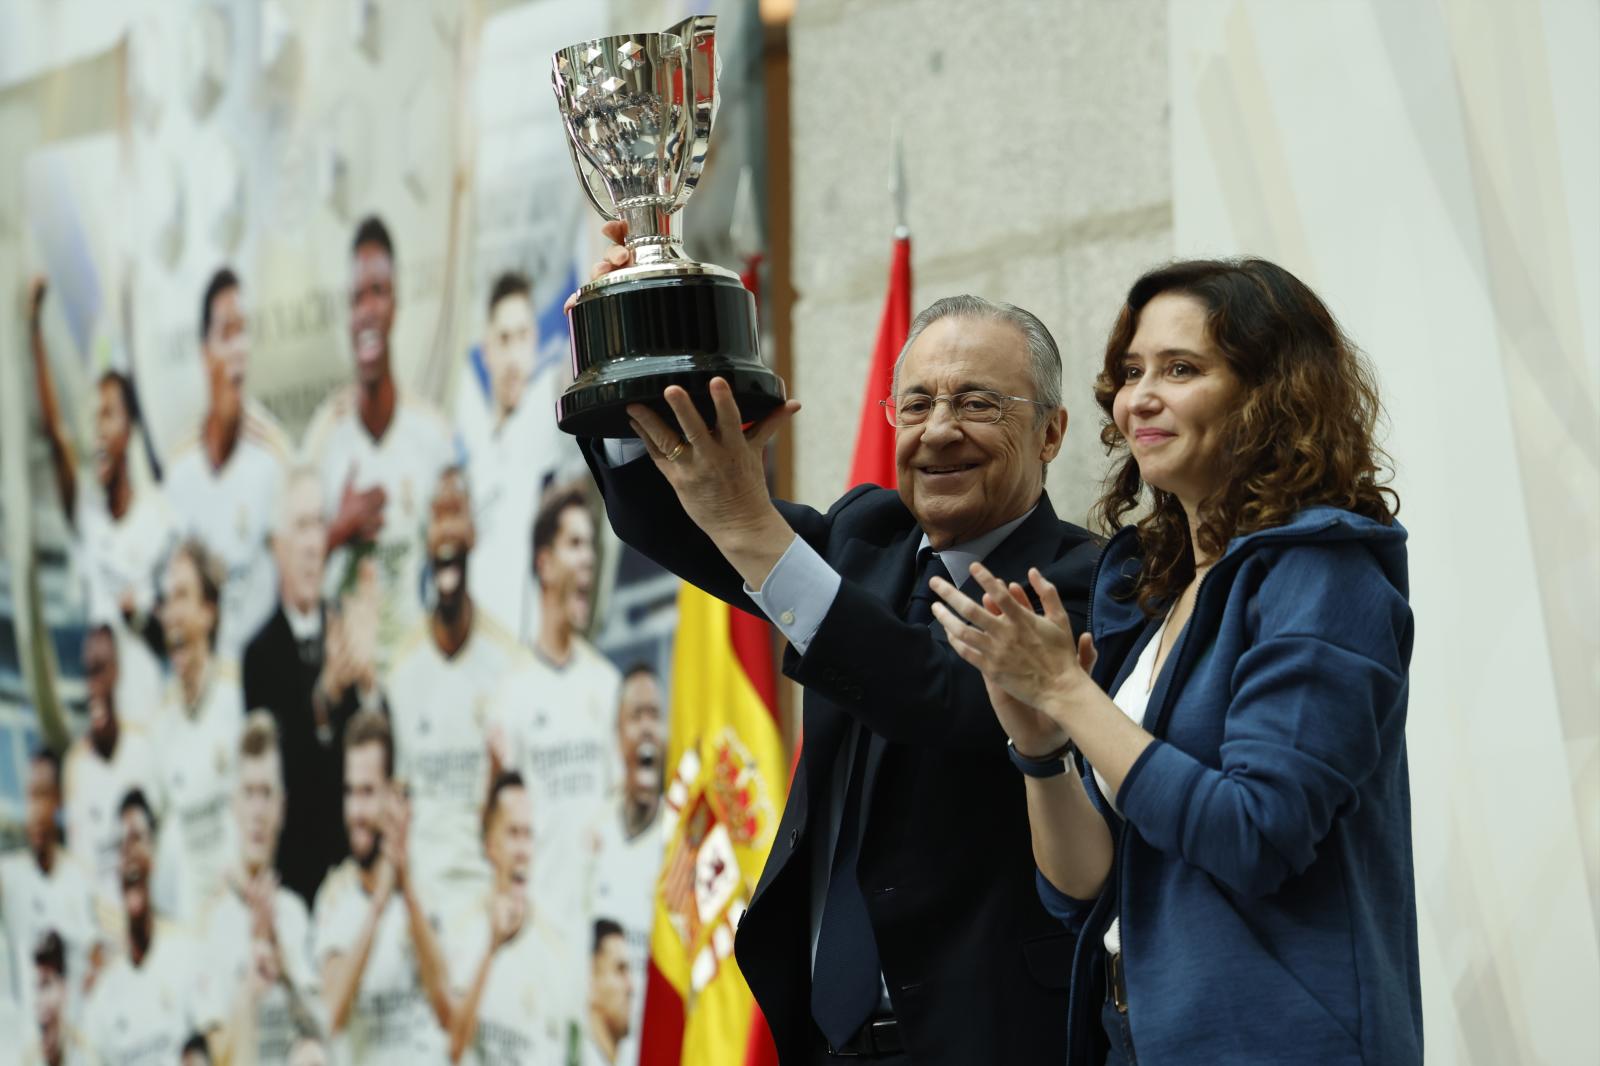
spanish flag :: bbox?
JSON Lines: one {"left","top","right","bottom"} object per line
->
{"left": 638, "top": 583, "right": 786, "bottom": 1065}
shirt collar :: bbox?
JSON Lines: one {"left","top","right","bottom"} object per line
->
{"left": 283, "top": 601, "right": 321, "bottom": 642}
{"left": 918, "top": 502, "right": 1038, "bottom": 584}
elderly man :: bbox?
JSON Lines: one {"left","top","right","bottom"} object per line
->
{"left": 583, "top": 232, "right": 1098, "bottom": 1063}
{"left": 243, "top": 466, "right": 382, "bottom": 908}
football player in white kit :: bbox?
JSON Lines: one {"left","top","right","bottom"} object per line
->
{"left": 28, "top": 275, "right": 171, "bottom": 732}
{"left": 82, "top": 790, "right": 219, "bottom": 1065}
{"left": 17, "top": 931, "right": 93, "bottom": 1066}
{"left": 488, "top": 487, "right": 620, "bottom": 963}
{"left": 0, "top": 751, "right": 104, "bottom": 1018}
{"left": 454, "top": 272, "right": 586, "bottom": 641}
{"left": 203, "top": 712, "right": 322, "bottom": 1064}
{"left": 587, "top": 664, "right": 667, "bottom": 1066}
{"left": 582, "top": 920, "right": 635, "bottom": 1066}
{"left": 164, "top": 267, "right": 290, "bottom": 662}
{"left": 153, "top": 538, "right": 245, "bottom": 923}
{"left": 314, "top": 710, "right": 453, "bottom": 1062}
{"left": 388, "top": 467, "right": 527, "bottom": 911}
{"left": 301, "top": 217, "right": 454, "bottom": 667}
{"left": 62, "top": 625, "right": 160, "bottom": 916}
{"left": 444, "top": 771, "right": 582, "bottom": 1066}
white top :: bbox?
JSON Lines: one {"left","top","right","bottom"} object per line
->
{"left": 73, "top": 483, "right": 176, "bottom": 735}
{"left": 301, "top": 387, "right": 455, "bottom": 665}
{"left": 588, "top": 807, "right": 666, "bottom": 1066}
{"left": 63, "top": 729, "right": 160, "bottom": 913}
{"left": 151, "top": 662, "right": 245, "bottom": 924}
{"left": 73, "top": 480, "right": 176, "bottom": 634}
{"left": 1099, "top": 614, "right": 1171, "bottom": 958}
{"left": 163, "top": 405, "right": 289, "bottom": 659}
{"left": 199, "top": 878, "right": 321, "bottom": 1062}
{"left": 388, "top": 614, "right": 527, "bottom": 905}
{"left": 312, "top": 859, "right": 450, "bottom": 1063}
{"left": 443, "top": 894, "right": 584, "bottom": 1066}
{"left": 487, "top": 640, "right": 619, "bottom": 963}
{"left": 81, "top": 920, "right": 221, "bottom": 1066}
{"left": 454, "top": 366, "right": 585, "bottom": 642}
{"left": 0, "top": 850, "right": 103, "bottom": 1016}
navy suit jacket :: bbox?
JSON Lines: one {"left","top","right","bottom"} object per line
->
{"left": 583, "top": 441, "right": 1101, "bottom": 1065}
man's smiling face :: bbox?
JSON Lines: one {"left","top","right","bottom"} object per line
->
{"left": 893, "top": 315, "right": 1065, "bottom": 549}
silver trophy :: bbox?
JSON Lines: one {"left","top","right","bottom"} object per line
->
{"left": 551, "top": 14, "right": 785, "bottom": 438}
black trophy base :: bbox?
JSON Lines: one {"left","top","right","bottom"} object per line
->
{"left": 557, "top": 271, "right": 786, "bottom": 439}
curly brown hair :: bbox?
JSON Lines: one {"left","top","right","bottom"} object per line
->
{"left": 1092, "top": 258, "right": 1398, "bottom": 616}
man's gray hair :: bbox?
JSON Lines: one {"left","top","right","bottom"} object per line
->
{"left": 891, "top": 294, "right": 1063, "bottom": 421}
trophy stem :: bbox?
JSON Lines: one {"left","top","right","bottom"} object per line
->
{"left": 620, "top": 200, "right": 687, "bottom": 266}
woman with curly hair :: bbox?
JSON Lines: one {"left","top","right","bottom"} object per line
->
{"left": 928, "top": 259, "right": 1421, "bottom": 1065}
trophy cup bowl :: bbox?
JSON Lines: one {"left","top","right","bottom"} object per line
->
{"left": 551, "top": 15, "right": 786, "bottom": 438}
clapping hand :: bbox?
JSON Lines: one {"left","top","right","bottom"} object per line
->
{"left": 930, "top": 564, "right": 1097, "bottom": 732}
{"left": 489, "top": 890, "right": 526, "bottom": 950}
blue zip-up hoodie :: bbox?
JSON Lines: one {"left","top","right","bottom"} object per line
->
{"left": 1039, "top": 507, "right": 1422, "bottom": 1065}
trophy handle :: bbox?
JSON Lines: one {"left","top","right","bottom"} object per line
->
{"left": 668, "top": 13, "right": 718, "bottom": 212}
{"left": 565, "top": 133, "right": 622, "bottom": 224}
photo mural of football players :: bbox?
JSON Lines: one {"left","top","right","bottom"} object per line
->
{"left": 153, "top": 537, "right": 245, "bottom": 924}
{"left": 588, "top": 664, "right": 666, "bottom": 1066}
{"left": 582, "top": 919, "right": 634, "bottom": 1066}
{"left": 444, "top": 771, "right": 581, "bottom": 1066}
{"left": 164, "top": 267, "right": 290, "bottom": 663}
{"left": 388, "top": 466, "right": 526, "bottom": 910}
{"left": 302, "top": 217, "right": 454, "bottom": 668}
{"left": 82, "top": 789, "right": 220, "bottom": 1065}
{"left": 313, "top": 710, "right": 452, "bottom": 1063}
{"left": 0, "top": 751, "right": 104, "bottom": 1019}
{"left": 28, "top": 276, "right": 171, "bottom": 732}
{"left": 488, "top": 486, "right": 620, "bottom": 963}
{"left": 245, "top": 465, "right": 384, "bottom": 910}
{"left": 201, "top": 713, "right": 322, "bottom": 1065}
{"left": 62, "top": 625, "right": 160, "bottom": 917}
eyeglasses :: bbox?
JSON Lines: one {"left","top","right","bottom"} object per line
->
{"left": 880, "top": 390, "right": 1049, "bottom": 427}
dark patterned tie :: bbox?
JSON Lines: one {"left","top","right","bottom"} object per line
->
{"left": 811, "top": 549, "right": 947, "bottom": 1047}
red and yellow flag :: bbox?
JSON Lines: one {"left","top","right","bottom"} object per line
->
{"left": 638, "top": 583, "right": 786, "bottom": 1065}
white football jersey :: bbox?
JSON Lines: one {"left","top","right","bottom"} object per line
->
{"left": 81, "top": 920, "right": 220, "bottom": 1066}
{"left": 487, "top": 640, "right": 619, "bottom": 964}
{"left": 444, "top": 895, "right": 584, "bottom": 1066}
{"left": 301, "top": 387, "right": 455, "bottom": 666}
{"left": 387, "top": 614, "right": 527, "bottom": 906}
{"left": 454, "top": 367, "right": 585, "bottom": 641}
{"left": 62, "top": 729, "right": 160, "bottom": 915}
{"left": 199, "top": 877, "right": 320, "bottom": 1062}
{"left": 73, "top": 483, "right": 176, "bottom": 735}
{"left": 0, "top": 849, "right": 103, "bottom": 1017}
{"left": 163, "top": 405, "right": 289, "bottom": 660}
{"left": 151, "top": 662, "right": 245, "bottom": 924}
{"left": 312, "top": 860, "right": 450, "bottom": 1063}
{"left": 588, "top": 806, "right": 666, "bottom": 1066}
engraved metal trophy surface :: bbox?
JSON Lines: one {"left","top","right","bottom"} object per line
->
{"left": 551, "top": 14, "right": 785, "bottom": 438}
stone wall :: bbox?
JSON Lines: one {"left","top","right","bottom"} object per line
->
{"left": 786, "top": 0, "right": 1172, "bottom": 526}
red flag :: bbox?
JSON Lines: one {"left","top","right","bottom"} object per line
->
{"left": 847, "top": 233, "right": 912, "bottom": 489}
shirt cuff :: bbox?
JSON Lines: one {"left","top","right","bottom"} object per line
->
{"left": 600, "top": 438, "right": 650, "bottom": 465}
{"left": 743, "top": 535, "right": 841, "bottom": 654}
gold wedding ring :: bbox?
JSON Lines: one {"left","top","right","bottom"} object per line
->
{"left": 664, "top": 439, "right": 687, "bottom": 462}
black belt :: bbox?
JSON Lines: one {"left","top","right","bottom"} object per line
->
{"left": 826, "top": 1014, "right": 904, "bottom": 1058}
